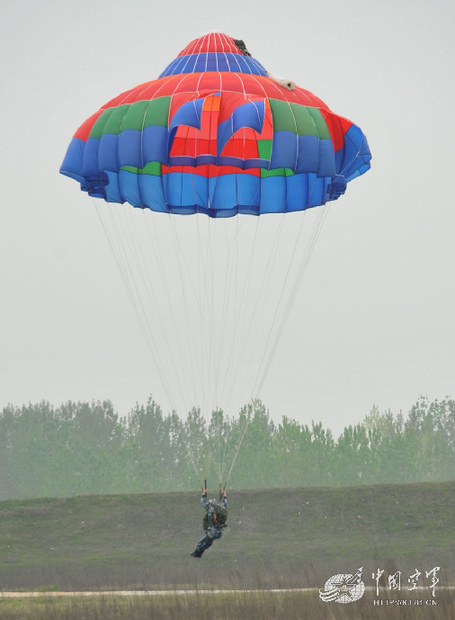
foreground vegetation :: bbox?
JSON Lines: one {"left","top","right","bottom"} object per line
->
{"left": 1, "top": 589, "right": 454, "bottom": 620}
{"left": 1, "top": 396, "right": 454, "bottom": 499}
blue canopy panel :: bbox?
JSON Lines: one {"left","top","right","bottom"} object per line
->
{"left": 159, "top": 53, "right": 268, "bottom": 77}
{"left": 86, "top": 168, "right": 335, "bottom": 218}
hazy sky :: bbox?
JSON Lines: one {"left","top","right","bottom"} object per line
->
{"left": 1, "top": 0, "right": 454, "bottom": 436}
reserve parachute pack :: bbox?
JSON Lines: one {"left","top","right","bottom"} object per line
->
{"left": 203, "top": 503, "right": 228, "bottom": 530}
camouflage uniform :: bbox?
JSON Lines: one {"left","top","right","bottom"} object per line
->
{"left": 191, "top": 492, "right": 227, "bottom": 558}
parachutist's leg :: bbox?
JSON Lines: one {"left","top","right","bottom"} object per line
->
{"left": 190, "top": 533, "right": 213, "bottom": 558}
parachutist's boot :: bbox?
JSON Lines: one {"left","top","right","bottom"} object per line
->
{"left": 190, "top": 550, "right": 202, "bottom": 558}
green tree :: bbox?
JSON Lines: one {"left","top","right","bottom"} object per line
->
{"left": 232, "top": 400, "right": 275, "bottom": 488}
{"left": 362, "top": 406, "right": 406, "bottom": 483}
{"left": 125, "top": 397, "right": 179, "bottom": 492}
{"left": 307, "top": 421, "right": 335, "bottom": 486}
{"left": 0, "top": 405, "right": 18, "bottom": 498}
{"left": 334, "top": 423, "right": 373, "bottom": 485}
{"left": 403, "top": 397, "right": 455, "bottom": 481}
{"left": 57, "top": 400, "right": 125, "bottom": 495}
{"left": 273, "top": 416, "right": 313, "bottom": 487}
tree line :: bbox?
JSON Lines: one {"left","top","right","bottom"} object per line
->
{"left": 0, "top": 396, "right": 454, "bottom": 500}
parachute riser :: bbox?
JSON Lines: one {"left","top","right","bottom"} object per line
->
{"left": 202, "top": 479, "right": 227, "bottom": 500}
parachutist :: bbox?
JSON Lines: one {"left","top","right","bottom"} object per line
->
{"left": 233, "top": 39, "right": 251, "bottom": 56}
{"left": 190, "top": 488, "right": 228, "bottom": 558}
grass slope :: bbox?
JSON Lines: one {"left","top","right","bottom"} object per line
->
{"left": 0, "top": 481, "right": 453, "bottom": 591}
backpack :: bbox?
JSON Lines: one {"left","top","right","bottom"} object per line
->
{"left": 203, "top": 504, "right": 228, "bottom": 530}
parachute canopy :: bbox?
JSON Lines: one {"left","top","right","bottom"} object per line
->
{"left": 59, "top": 34, "right": 372, "bottom": 440}
{"left": 60, "top": 33, "right": 371, "bottom": 217}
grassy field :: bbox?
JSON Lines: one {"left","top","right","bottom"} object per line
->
{"left": 0, "top": 481, "right": 454, "bottom": 617}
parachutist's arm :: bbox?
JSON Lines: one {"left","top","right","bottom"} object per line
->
{"left": 201, "top": 493, "right": 210, "bottom": 511}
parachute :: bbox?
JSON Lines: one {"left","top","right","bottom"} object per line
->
{"left": 61, "top": 33, "right": 370, "bottom": 216}
{"left": 60, "top": 33, "right": 371, "bottom": 484}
